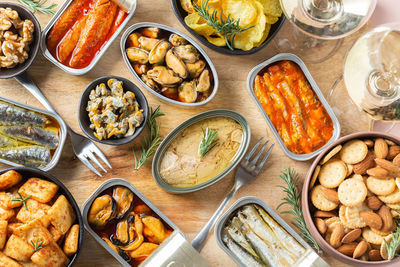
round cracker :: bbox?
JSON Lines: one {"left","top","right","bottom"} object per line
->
{"left": 318, "top": 160, "right": 347, "bottom": 189}
{"left": 380, "top": 234, "right": 393, "bottom": 260}
{"left": 378, "top": 188, "right": 400, "bottom": 204}
{"left": 396, "top": 177, "right": 400, "bottom": 190}
{"left": 344, "top": 203, "right": 370, "bottom": 229}
{"left": 387, "top": 203, "right": 400, "bottom": 210}
{"left": 309, "top": 165, "right": 320, "bottom": 190}
{"left": 362, "top": 227, "right": 388, "bottom": 245}
{"left": 320, "top": 145, "right": 342, "bottom": 165}
{"left": 366, "top": 177, "right": 396, "bottom": 196}
{"left": 311, "top": 185, "right": 339, "bottom": 211}
{"left": 371, "top": 227, "right": 391, "bottom": 236}
{"left": 340, "top": 140, "right": 368, "bottom": 164}
{"left": 346, "top": 164, "right": 353, "bottom": 177}
{"left": 338, "top": 178, "right": 367, "bottom": 207}
{"left": 339, "top": 205, "right": 347, "bottom": 225}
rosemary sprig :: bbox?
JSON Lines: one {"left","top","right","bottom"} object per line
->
{"left": 31, "top": 238, "right": 44, "bottom": 252}
{"left": 277, "top": 167, "right": 322, "bottom": 253}
{"left": 11, "top": 192, "right": 31, "bottom": 210}
{"left": 193, "top": 0, "right": 254, "bottom": 50}
{"left": 198, "top": 127, "right": 218, "bottom": 158}
{"left": 18, "top": 0, "right": 57, "bottom": 15}
{"left": 133, "top": 106, "right": 164, "bottom": 171}
{"left": 384, "top": 210, "right": 400, "bottom": 260}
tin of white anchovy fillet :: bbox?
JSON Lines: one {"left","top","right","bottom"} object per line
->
{"left": 40, "top": 0, "right": 137, "bottom": 75}
{"left": 81, "top": 178, "right": 209, "bottom": 267}
{"left": 214, "top": 196, "right": 331, "bottom": 267}
{"left": 246, "top": 53, "right": 341, "bottom": 161}
{"left": 0, "top": 96, "right": 67, "bottom": 171}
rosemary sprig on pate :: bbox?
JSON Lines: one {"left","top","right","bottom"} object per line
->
{"left": 277, "top": 167, "right": 322, "bottom": 253}
{"left": 133, "top": 106, "right": 164, "bottom": 171}
{"left": 193, "top": 0, "right": 254, "bottom": 50}
{"left": 199, "top": 127, "right": 218, "bottom": 158}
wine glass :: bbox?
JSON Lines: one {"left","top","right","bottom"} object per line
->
{"left": 275, "top": 0, "right": 377, "bottom": 64}
{"left": 329, "top": 24, "right": 400, "bottom": 135}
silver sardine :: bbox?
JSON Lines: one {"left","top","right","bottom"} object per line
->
{"left": 0, "top": 145, "right": 51, "bottom": 168}
{"left": 0, "top": 125, "right": 59, "bottom": 148}
{"left": 226, "top": 217, "right": 259, "bottom": 258}
{"left": 0, "top": 101, "right": 50, "bottom": 126}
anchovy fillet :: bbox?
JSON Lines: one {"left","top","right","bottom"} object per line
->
{"left": 0, "top": 125, "right": 59, "bottom": 148}
{"left": 0, "top": 146, "right": 51, "bottom": 168}
{"left": 0, "top": 101, "right": 49, "bottom": 126}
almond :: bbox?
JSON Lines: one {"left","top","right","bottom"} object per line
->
{"left": 353, "top": 240, "right": 368, "bottom": 259}
{"left": 364, "top": 139, "right": 374, "bottom": 148}
{"left": 354, "top": 152, "right": 375, "bottom": 174}
{"left": 330, "top": 224, "right": 344, "bottom": 248}
{"left": 366, "top": 167, "right": 389, "bottom": 179}
{"left": 360, "top": 211, "right": 383, "bottom": 230}
{"left": 369, "top": 249, "right": 383, "bottom": 261}
{"left": 341, "top": 229, "right": 362, "bottom": 243}
{"left": 314, "top": 210, "right": 337, "bottom": 218}
{"left": 337, "top": 243, "right": 358, "bottom": 256}
{"left": 375, "top": 138, "right": 389, "bottom": 159}
{"left": 375, "top": 158, "right": 400, "bottom": 174}
{"left": 378, "top": 205, "right": 393, "bottom": 232}
{"left": 366, "top": 196, "right": 383, "bottom": 210}
{"left": 393, "top": 153, "right": 400, "bottom": 167}
{"left": 388, "top": 145, "right": 400, "bottom": 160}
{"left": 315, "top": 218, "right": 327, "bottom": 235}
{"left": 321, "top": 188, "right": 340, "bottom": 204}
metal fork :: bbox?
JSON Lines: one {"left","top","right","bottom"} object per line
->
{"left": 191, "top": 137, "right": 274, "bottom": 251}
{"left": 15, "top": 72, "right": 112, "bottom": 176}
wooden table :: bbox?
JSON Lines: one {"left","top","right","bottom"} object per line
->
{"left": 0, "top": 0, "right": 373, "bottom": 266}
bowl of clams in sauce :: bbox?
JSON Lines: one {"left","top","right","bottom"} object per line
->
{"left": 120, "top": 22, "right": 219, "bottom": 107}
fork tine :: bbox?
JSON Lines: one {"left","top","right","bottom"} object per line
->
{"left": 250, "top": 140, "right": 269, "bottom": 166}
{"left": 79, "top": 156, "right": 102, "bottom": 177}
{"left": 90, "top": 144, "right": 112, "bottom": 169}
{"left": 85, "top": 152, "right": 107, "bottom": 173}
{"left": 255, "top": 143, "right": 274, "bottom": 172}
{"left": 244, "top": 137, "right": 264, "bottom": 161}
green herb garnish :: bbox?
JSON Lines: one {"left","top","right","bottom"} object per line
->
{"left": 193, "top": 0, "right": 254, "bottom": 50}
{"left": 133, "top": 106, "right": 164, "bottom": 171}
{"left": 384, "top": 210, "right": 400, "bottom": 260}
{"left": 199, "top": 127, "right": 218, "bottom": 158}
{"left": 11, "top": 192, "right": 31, "bottom": 210}
{"left": 277, "top": 167, "right": 322, "bottom": 253}
{"left": 31, "top": 238, "right": 44, "bottom": 252}
{"left": 18, "top": 0, "right": 57, "bottom": 15}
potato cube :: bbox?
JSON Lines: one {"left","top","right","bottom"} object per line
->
{"left": 48, "top": 225, "right": 62, "bottom": 243}
{"left": 0, "top": 251, "right": 22, "bottom": 267}
{"left": 48, "top": 195, "right": 75, "bottom": 235}
{"left": 7, "top": 222, "right": 23, "bottom": 237}
{"left": 0, "top": 170, "right": 22, "bottom": 190}
{"left": 63, "top": 224, "right": 79, "bottom": 256}
{"left": 0, "top": 205, "right": 15, "bottom": 221}
{"left": 18, "top": 178, "right": 58, "bottom": 203}
{"left": 14, "top": 219, "right": 53, "bottom": 246}
{"left": 0, "top": 220, "right": 7, "bottom": 249}
{"left": 16, "top": 199, "right": 51, "bottom": 227}
{"left": 19, "top": 261, "right": 39, "bottom": 267}
{"left": 30, "top": 242, "right": 69, "bottom": 267}
{"left": 0, "top": 190, "right": 22, "bottom": 209}
{"left": 3, "top": 234, "right": 34, "bottom": 262}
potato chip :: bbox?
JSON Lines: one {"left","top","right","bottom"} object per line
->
{"left": 222, "top": 0, "right": 258, "bottom": 27}
{"left": 180, "top": 0, "right": 195, "bottom": 13}
{"left": 254, "top": 23, "right": 270, "bottom": 47}
{"left": 184, "top": 13, "right": 216, "bottom": 37}
{"left": 265, "top": 14, "right": 279, "bottom": 24}
{"left": 257, "top": 0, "right": 282, "bottom": 17}
{"left": 205, "top": 33, "right": 226, "bottom": 46}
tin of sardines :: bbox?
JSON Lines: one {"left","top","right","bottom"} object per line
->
{"left": 82, "top": 178, "right": 208, "bottom": 267}
{"left": 0, "top": 96, "right": 67, "bottom": 171}
{"left": 214, "top": 196, "right": 330, "bottom": 267}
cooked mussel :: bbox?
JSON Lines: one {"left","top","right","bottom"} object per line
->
{"left": 142, "top": 216, "right": 170, "bottom": 244}
{"left": 148, "top": 40, "right": 171, "bottom": 65}
{"left": 186, "top": 60, "right": 206, "bottom": 78}
{"left": 88, "top": 195, "right": 117, "bottom": 227}
{"left": 172, "top": 44, "right": 199, "bottom": 63}
{"left": 165, "top": 49, "right": 188, "bottom": 79}
{"left": 110, "top": 219, "right": 130, "bottom": 246}
{"left": 196, "top": 69, "right": 211, "bottom": 92}
{"left": 113, "top": 186, "right": 134, "bottom": 219}
{"left": 178, "top": 80, "right": 197, "bottom": 103}
{"left": 147, "top": 66, "right": 182, "bottom": 87}
{"left": 126, "top": 47, "right": 149, "bottom": 64}
{"left": 138, "top": 36, "right": 160, "bottom": 51}
{"left": 141, "top": 74, "right": 159, "bottom": 91}
{"left": 169, "top": 34, "right": 187, "bottom": 47}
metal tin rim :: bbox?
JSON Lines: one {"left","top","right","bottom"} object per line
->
{"left": 120, "top": 22, "right": 219, "bottom": 107}
{"left": 81, "top": 178, "right": 185, "bottom": 267}
{"left": 152, "top": 109, "right": 251, "bottom": 194}
{"left": 213, "top": 196, "right": 313, "bottom": 267}
{"left": 40, "top": 0, "right": 137, "bottom": 75}
{"left": 246, "top": 53, "right": 341, "bottom": 161}
{"left": 0, "top": 96, "right": 67, "bottom": 171}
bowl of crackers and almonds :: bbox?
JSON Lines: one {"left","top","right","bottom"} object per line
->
{"left": 302, "top": 132, "right": 400, "bottom": 266}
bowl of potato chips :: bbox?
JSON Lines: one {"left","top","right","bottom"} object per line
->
{"left": 171, "top": 0, "right": 285, "bottom": 55}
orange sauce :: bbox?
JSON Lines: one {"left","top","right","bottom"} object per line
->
{"left": 254, "top": 60, "right": 334, "bottom": 154}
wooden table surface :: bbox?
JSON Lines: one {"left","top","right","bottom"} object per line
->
{"left": 0, "top": 0, "right": 374, "bottom": 266}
